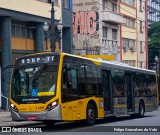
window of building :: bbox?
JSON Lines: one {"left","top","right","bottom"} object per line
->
{"left": 139, "top": 0, "right": 142, "bottom": 12}
{"left": 11, "top": 20, "right": 34, "bottom": 39}
{"left": 123, "top": 16, "right": 135, "bottom": 28}
{"left": 112, "top": 29, "right": 117, "bottom": 40}
{"left": 140, "top": 21, "right": 143, "bottom": 32}
{"left": 63, "top": 0, "right": 70, "bottom": 9}
{"left": 112, "top": 3, "right": 117, "bottom": 13}
{"left": 102, "top": 0, "right": 107, "bottom": 10}
{"left": 121, "top": 0, "right": 135, "bottom": 7}
{"left": 140, "top": 62, "right": 143, "bottom": 68}
{"left": 122, "top": 38, "right": 129, "bottom": 52}
{"left": 122, "top": 38, "right": 135, "bottom": 52}
{"left": 102, "top": 27, "right": 108, "bottom": 39}
{"left": 140, "top": 41, "right": 143, "bottom": 53}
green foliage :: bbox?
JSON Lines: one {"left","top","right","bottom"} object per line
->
{"left": 148, "top": 21, "right": 160, "bottom": 64}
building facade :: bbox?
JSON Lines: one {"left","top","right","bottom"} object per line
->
{"left": 72, "top": 0, "right": 147, "bottom": 67}
{"left": 120, "top": 0, "right": 147, "bottom": 68}
{"left": 72, "top": 0, "right": 125, "bottom": 61}
{"left": 148, "top": 0, "right": 160, "bottom": 26}
{"left": 0, "top": 0, "right": 73, "bottom": 109}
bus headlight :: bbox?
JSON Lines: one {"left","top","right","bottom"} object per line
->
{"left": 10, "top": 103, "right": 18, "bottom": 112}
{"left": 45, "top": 100, "right": 58, "bottom": 111}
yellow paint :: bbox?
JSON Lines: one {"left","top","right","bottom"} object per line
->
{"left": 10, "top": 99, "right": 47, "bottom": 112}
{"left": 61, "top": 97, "right": 104, "bottom": 121}
{"left": 114, "top": 105, "right": 127, "bottom": 108}
{"left": 0, "top": 0, "right": 61, "bottom": 20}
{"left": 134, "top": 104, "right": 152, "bottom": 107}
{"left": 120, "top": 2, "right": 138, "bottom": 67}
{"left": 38, "top": 92, "right": 54, "bottom": 96}
{"left": 122, "top": 51, "right": 137, "bottom": 60}
{"left": 155, "top": 73, "right": 159, "bottom": 105}
{"left": 121, "top": 27, "right": 137, "bottom": 64}
{"left": 12, "top": 38, "right": 34, "bottom": 50}
{"left": 81, "top": 55, "right": 114, "bottom": 61}
{"left": 122, "top": 26, "right": 137, "bottom": 39}
{"left": 44, "top": 41, "right": 60, "bottom": 52}
{"left": 120, "top": 3, "right": 136, "bottom": 18}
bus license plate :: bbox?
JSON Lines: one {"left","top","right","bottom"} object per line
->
{"left": 27, "top": 116, "right": 37, "bottom": 120}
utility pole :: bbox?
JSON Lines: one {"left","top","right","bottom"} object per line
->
{"left": 51, "top": 0, "right": 55, "bottom": 52}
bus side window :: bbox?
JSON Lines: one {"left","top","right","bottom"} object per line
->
{"left": 62, "top": 67, "right": 67, "bottom": 89}
{"left": 69, "top": 69, "right": 78, "bottom": 89}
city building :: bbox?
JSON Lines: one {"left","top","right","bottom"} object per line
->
{"left": 73, "top": 0, "right": 147, "bottom": 68}
{"left": 148, "top": 0, "right": 160, "bottom": 26}
{"left": 72, "top": 0, "right": 125, "bottom": 61}
{"left": 0, "top": 0, "right": 73, "bottom": 109}
{"left": 120, "top": 0, "right": 148, "bottom": 68}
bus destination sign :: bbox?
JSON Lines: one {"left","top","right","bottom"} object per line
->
{"left": 16, "top": 55, "right": 58, "bottom": 66}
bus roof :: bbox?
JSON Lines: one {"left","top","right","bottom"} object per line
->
{"left": 15, "top": 52, "right": 155, "bottom": 75}
{"left": 61, "top": 53, "right": 155, "bottom": 75}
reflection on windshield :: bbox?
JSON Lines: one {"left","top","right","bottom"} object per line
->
{"left": 12, "top": 65, "right": 57, "bottom": 97}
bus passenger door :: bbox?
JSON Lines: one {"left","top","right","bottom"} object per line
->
{"left": 125, "top": 73, "right": 134, "bottom": 112}
{"left": 102, "top": 70, "right": 113, "bottom": 115}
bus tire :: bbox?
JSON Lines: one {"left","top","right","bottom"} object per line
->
{"left": 43, "top": 120, "right": 55, "bottom": 127}
{"left": 138, "top": 101, "right": 145, "bottom": 117}
{"left": 86, "top": 103, "right": 96, "bottom": 126}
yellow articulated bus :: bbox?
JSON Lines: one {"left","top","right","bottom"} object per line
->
{"left": 10, "top": 52, "right": 159, "bottom": 126}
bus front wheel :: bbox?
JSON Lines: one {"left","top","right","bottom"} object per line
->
{"left": 43, "top": 120, "right": 55, "bottom": 127}
{"left": 138, "top": 102, "right": 145, "bottom": 117}
{"left": 86, "top": 103, "right": 96, "bottom": 125}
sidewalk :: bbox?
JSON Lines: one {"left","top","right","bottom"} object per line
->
{"left": 0, "top": 109, "right": 41, "bottom": 127}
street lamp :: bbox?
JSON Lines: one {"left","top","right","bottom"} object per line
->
{"left": 43, "top": 0, "right": 63, "bottom": 52}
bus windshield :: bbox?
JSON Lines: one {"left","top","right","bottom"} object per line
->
{"left": 12, "top": 64, "right": 58, "bottom": 98}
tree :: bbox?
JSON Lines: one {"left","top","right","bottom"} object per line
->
{"left": 148, "top": 21, "right": 160, "bottom": 65}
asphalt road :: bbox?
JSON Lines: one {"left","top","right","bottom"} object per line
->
{"left": 1, "top": 109, "right": 160, "bottom": 135}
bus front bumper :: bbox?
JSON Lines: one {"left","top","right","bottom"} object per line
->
{"left": 10, "top": 105, "right": 62, "bottom": 121}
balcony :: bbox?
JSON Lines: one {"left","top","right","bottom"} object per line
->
{"left": 73, "top": 46, "right": 101, "bottom": 55}
{"left": 101, "top": 11, "right": 125, "bottom": 24}
{"left": 0, "top": 0, "right": 61, "bottom": 20}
